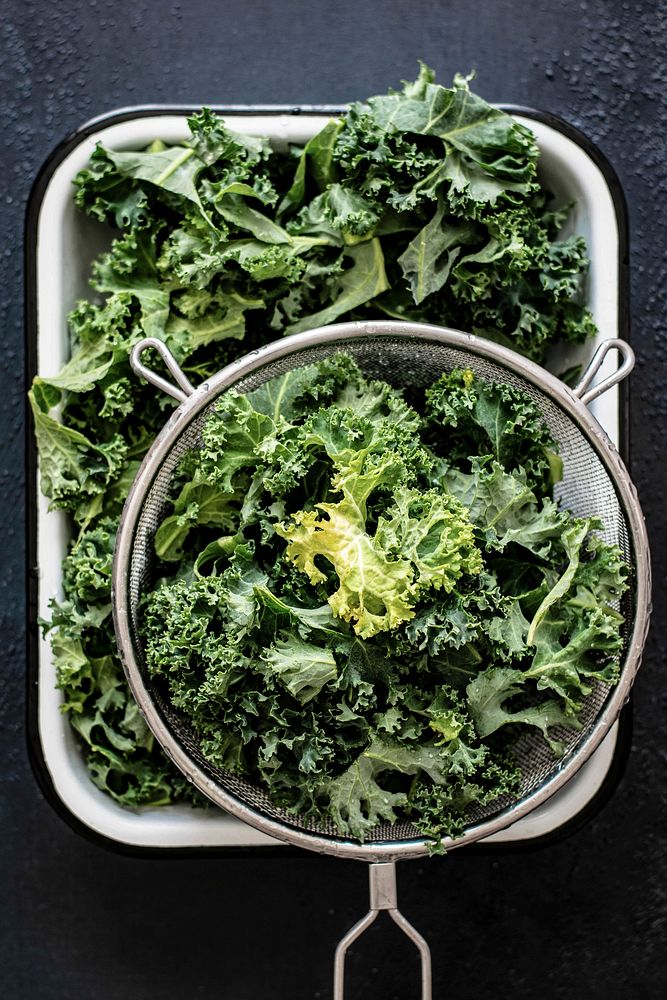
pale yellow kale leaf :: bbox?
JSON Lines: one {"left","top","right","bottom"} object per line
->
{"left": 278, "top": 476, "right": 481, "bottom": 639}
{"left": 277, "top": 502, "right": 415, "bottom": 639}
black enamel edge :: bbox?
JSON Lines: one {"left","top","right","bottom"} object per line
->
{"left": 25, "top": 104, "right": 632, "bottom": 858}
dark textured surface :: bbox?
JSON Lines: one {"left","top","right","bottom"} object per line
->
{"left": 2, "top": 1, "right": 666, "bottom": 997}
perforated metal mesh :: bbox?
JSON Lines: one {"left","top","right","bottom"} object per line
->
{"left": 119, "top": 331, "right": 641, "bottom": 852}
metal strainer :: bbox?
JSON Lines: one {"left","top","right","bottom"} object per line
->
{"left": 112, "top": 321, "right": 650, "bottom": 1000}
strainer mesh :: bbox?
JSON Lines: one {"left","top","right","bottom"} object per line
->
{"left": 125, "top": 335, "right": 634, "bottom": 845}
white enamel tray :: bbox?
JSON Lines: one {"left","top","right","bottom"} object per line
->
{"left": 27, "top": 107, "right": 629, "bottom": 850}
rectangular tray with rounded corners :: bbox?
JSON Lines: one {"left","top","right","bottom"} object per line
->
{"left": 26, "top": 105, "right": 631, "bottom": 853}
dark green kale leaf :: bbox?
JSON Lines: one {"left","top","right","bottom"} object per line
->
{"left": 425, "top": 367, "right": 561, "bottom": 492}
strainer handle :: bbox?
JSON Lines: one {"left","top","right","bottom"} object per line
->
{"left": 573, "top": 338, "right": 635, "bottom": 406}
{"left": 333, "top": 862, "right": 432, "bottom": 1000}
{"left": 130, "top": 337, "right": 195, "bottom": 403}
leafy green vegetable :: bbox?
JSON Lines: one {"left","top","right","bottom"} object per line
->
{"left": 467, "top": 667, "right": 576, "bottom": 754}
{"left": 262, "top": 636, "right": 338, "bottom": 704}
{"left": 274, "top": 406, "right": 481, "bottom": 637}
{"left": 425, "top": 367, "right": 560, "bottom": 493}
{"left": 32, "top": 65, "right": 605, "bottom": 817}
{"left": 136, "top": 356, "right": 627, "bottom": 843}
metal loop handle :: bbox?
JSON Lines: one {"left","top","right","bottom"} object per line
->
{"left": 573, "top": 338, "right": 635, "bottom": 406}
{"left": 130, "top": 337, "right": 195, "bottom": 403}
{"left": 333, "top": 863, "right": 432, "bottom": 1000}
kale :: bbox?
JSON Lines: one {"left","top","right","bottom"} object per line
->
{"left": 138, "top": 357, "right": 627, "bottom": 843}
{"left": 31, "top": 66, "right": 602, "bottom": 815}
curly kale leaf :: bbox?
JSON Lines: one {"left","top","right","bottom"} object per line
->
{"left": 426, "top": 368, "right": 561, "bottom": 492}
{"left": 262, "top": 635, "right": 338, "bottom": 704}
{"left": 467, "top": 667, "right": 578, "bottom": 755}
{"left": 286, "top": 239, "right": 389, "bottom": 334}
{"left": 444, "top": 458, "right": 567, "bottom": 557}
{"left": 320, "top": 738, "right": 451, "bottom": 841}
{"left": 276, "top": 400, "right": 480, "bottom": 637}
{"left": 29, "top": 388, "right": 128, "bottom": 520}
{"left": 335, "top": 66, "right": 537, "bottom": 210}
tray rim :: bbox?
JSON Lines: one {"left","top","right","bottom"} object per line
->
{"left": 25, "top": 102, "right": 632, "bottom": 857}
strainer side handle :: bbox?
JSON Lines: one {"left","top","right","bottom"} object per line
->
{"left": 130, "top": 337, "right": 195, "bottom": 403}
{"left": 573, "top": 338, "right": 634, "bottom": 406}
